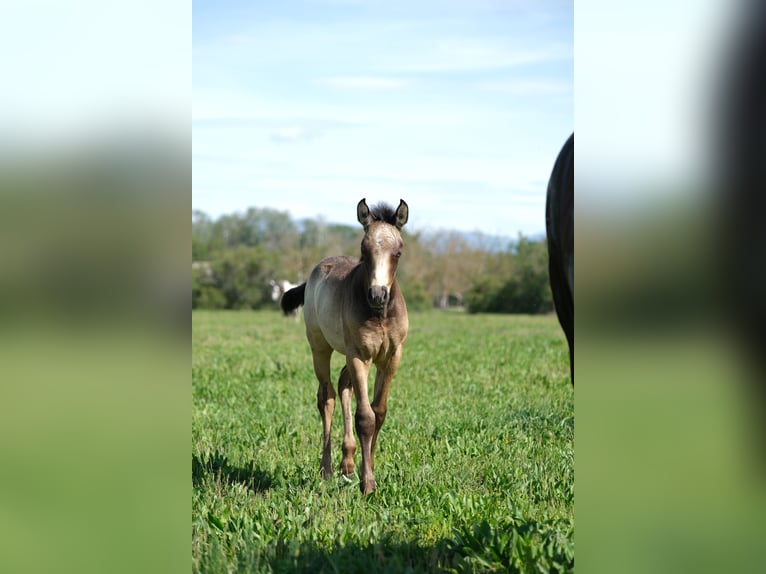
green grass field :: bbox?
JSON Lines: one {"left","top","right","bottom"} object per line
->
{"left": 192, "top": 310, "right": 574, "bottom": 573}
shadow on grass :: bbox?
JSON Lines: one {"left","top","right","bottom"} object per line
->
{"left": 197, "top": 537, "right": 436, "bottom": 574}
{"left": 192, "top": 451, "right": 274, "bottom": 493}
{"left": 195, "top": 518, "right": 574, "bottom": 574}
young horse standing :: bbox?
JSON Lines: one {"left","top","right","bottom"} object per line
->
{"left": 281, "top": 199, "right": 409, "bottom": 495}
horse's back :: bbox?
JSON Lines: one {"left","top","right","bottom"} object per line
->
{"left": 304, "top": 256, "right": 359, "bottom": 353}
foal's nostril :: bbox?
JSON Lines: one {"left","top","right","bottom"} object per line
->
{"left": 368, "top": 286, "right": 389, "bottom": 308}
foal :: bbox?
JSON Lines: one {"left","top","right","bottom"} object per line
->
{"left": 281, "top": 198, "right": 409, "bottom": 494}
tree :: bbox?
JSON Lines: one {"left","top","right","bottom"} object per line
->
{"left": 192, "top": 210, "right": 214, "bottom": 261}
{"left": 464, "top": 235, "right": 552, "bottom": 314}
{"left": 191, "top": 208, "right": 554, "bottom": 315}
{"left": 212, "top": 246, "right": 278, "bottom": 310}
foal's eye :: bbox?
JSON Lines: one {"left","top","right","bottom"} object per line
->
{"left": 395, "top": 251, "right": 402, "bottom": 258}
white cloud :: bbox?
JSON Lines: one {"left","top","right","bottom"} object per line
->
{"left": 192, "top": 90, "right": 266, "bottom": 121}
{"left": 478, "top": 79, "right": 572, "bottom": 96}
{"left": 270, "top": 126, "right": 318, "bottom": 143}
{"left": 320, "top": 76, "right": 412, "bottom": 90}
{"left": 383, "top": 39, "right": 571, "bottom": 73}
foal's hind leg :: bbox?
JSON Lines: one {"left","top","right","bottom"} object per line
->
{"left": 338, "top": 366, "right": 356, "bottom": 476}
{"left": 310, "top": 344, "right": 336, "bottom": 479}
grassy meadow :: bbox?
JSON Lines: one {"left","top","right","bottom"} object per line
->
{"left": 192, "top": 310, "right": 574, "bottom": 573}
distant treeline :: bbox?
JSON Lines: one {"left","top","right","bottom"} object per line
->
{"left": 192, "top": 207, "right": 553, "bottom": 314}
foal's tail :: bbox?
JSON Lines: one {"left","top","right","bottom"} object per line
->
{"left": 280, "top": 282, "right": 306, "bottom": 315}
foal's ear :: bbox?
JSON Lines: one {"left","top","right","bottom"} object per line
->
{"left": 395, "top": 199, "right": 409, "bottom": 229}
{"left": 357, "top": 198, "right": 373, "bottom": 228}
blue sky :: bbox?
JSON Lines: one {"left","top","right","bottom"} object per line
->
{"left": 193, "top": 0, "right": 573, "bottom": 237}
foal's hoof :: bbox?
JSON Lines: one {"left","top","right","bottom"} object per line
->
{"left": 340, "top": 460, "right": 355, "bottom": 477}
{"left": 320, "top": 464, "right": 334, "bottom": 480}
{"left": 360, "top": 478, "right": 377, "bottom": 495}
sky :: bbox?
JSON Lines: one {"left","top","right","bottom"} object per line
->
{"left": 193, "top": 0, "right": 573, "bottom": 238}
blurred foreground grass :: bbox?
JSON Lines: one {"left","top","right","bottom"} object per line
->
{"left": 578, "top": 330, "right": 766, "bottom": 573}
{"left": 0, "top": 323, "right": 188, "bottom": 574}
{"left": 0, "top": 126, "right": 189, "bottom": 574}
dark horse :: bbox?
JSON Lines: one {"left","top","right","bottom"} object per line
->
{"left": 281, "top": 198, "right": 409, "bottom": 494}
{"left": 546, "top": 133, "right": 574, "bottom": 384}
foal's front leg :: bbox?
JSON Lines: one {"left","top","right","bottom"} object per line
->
{"left": 370, "top": 345, "right": 402, "bottom": 470}
{"left": 347, "top": 355, "right": 375, "bottom": 494}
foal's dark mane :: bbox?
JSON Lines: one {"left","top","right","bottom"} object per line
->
{"left": 369, "top": 203, "right": 398, "bottom": 226}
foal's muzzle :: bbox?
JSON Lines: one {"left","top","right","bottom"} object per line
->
{"left": 368, "top": 286, "right": 389, "bottom": 310}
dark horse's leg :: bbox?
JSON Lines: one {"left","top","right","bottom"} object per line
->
{"left": 549, "top": 254, "right": 574, "bottom": 383}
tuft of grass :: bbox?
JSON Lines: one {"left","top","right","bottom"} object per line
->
{"left": 193, "top": 310, "right": 573, "bottom": 573}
